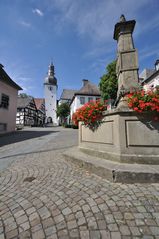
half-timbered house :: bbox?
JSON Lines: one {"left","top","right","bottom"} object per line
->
{"left": 16, "top": 96, "right": 37, "bottom": 127}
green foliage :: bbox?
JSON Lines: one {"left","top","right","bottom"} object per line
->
{"left": 19, "top": 93, "right": 33, "bottom": 98}
{"left": 99, "top": 60, "right": 118, "bottom": 100}
{"left": 56, "top": 102, "right": 70, "bottom": 118}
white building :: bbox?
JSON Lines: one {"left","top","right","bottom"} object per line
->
{"left": 140, "top": 60, "right": 159, "bottom": 90}
{"left": 44, "top": 63, "right": 58, "bottom": 125}
{"left": 70, "top": 79, "right": 101, "bottom": 120}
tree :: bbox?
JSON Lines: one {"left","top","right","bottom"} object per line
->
{"left": 56, "top": 102, "right": 70, "bottom": 124}
{"left": 99, "top": 60, "right": 118, "bottom": 101}
{"left": 19, "top": 93, "right": 33, "bottom": 98}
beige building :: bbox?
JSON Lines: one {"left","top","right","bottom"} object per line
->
{"left": 0, "top": 64, "right": 22, "bottom": 134}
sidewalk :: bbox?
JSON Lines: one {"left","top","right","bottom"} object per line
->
{"left": 0, "top": 128, "right": 159, "bottom": 238}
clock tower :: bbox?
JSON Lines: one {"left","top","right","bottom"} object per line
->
{"left": 44, "top": 62, "right": 58, "bottom": 125}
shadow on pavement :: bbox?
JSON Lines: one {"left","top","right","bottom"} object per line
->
{"left": 0, "top": 130, "right": 59, "bottom": 147}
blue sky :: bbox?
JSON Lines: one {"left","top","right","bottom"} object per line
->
{"left": 1, "top": 0, "right": 159, "bottom": 99}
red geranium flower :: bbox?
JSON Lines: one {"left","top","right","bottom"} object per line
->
{"left": 72, "top": 100, "right": 107, "bottom": 131}
{"left": 126, "top": 87, "right": 159, "bottom": 113}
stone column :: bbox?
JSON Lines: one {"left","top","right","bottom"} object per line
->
{"left": 113, "top": 15, "right": 139, "bottom": 109}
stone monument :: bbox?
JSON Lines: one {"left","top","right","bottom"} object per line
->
{"left": 114, "top": 15, "right": 139, "bottom": 109}
{"left": 64, "top": 16, "right": 159, "bottom": 183}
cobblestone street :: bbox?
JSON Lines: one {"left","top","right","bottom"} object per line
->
{"left": 0, "top": 127, "right": 159, "bottom": 239}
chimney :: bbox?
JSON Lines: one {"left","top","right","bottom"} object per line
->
{"left": 82, "top": 79, "right": 89, "bottom": 86}
{"left": 155, "top": 60, "right": 159, "bottom": 71}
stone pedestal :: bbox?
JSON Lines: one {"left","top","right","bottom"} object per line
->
{"left": 79, "top": 111, "right": 159, "bottom": 164}
{"left": 114, "top": 15, "right": 139, "bottom": 108}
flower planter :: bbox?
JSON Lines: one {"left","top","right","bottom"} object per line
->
{"left": 79, "top": 110, "right": 159, "bottom": 164}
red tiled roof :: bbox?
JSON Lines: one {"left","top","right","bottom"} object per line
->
{"left": 34, "top": 98, "right": 45, "bottom": 110}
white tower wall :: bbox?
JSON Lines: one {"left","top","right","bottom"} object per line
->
{"left": 44, "top": 63, "right": 58, "bottom": 126}
{"left": 44, "top": 84, "right": 57, "bottom": 125}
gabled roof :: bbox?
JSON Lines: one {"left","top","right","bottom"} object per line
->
{"left": 140, "top": 69, "right": 156, "bottom": 81}
{"left": 141, "top": 69, "right": 159, "bottom": 84}
{"left": 17, "top": 97, "right": 34, "bottom": 108}
{"left": 34, "top": 98, "right": 45, "bottom": 110}
{"left": 0, "top": 64, "right": 22, "bottom": 90}
{"left": 60, "top": 89, "right": 77, "bottom": 100}
{"left": 75, "top": 80, "right": 101, "bottom": 96}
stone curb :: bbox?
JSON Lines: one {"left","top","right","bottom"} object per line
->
{"left": 63, "top": 147, "right": 159, "bottom": 183}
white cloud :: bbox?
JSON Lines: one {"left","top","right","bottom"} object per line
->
{"left": 134, "top": 13, "right": 159, "bottom": 40}
{"left": 139, "top": 43, "right": 159, "bottom": 60}
{"left": 17, "top": 77, "right": 32, "bottom": 82}
{"left": 83, "top": 44, "right": 115, "bottom": 59}
{"left": 32, "top": 8, "right": 44, "bottom": 17}
{"left": 19, "top": 20, "right": 31, "bottom": 28}
{"left": 49, "top": 0, "right": 150, "bottom": 44}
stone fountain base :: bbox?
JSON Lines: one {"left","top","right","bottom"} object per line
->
{"left": 79, "top": 110, "right": 159, "bottom": 165}
{"left": 64, "top": 110, "right": 159, "bottom": 183}
{"left": 63, "top": 146, "right": 159, "bottom": 183}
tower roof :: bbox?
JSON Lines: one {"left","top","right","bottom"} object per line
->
{"left": 44, "top": 62, "right": 57, "bottom": 85}
{"left": 34, "top": 98, "right": 45, "bottom": 110}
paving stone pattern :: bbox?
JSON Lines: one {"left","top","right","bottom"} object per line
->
{"left": 0, "top": 128, "right": 159, "bottom": 238}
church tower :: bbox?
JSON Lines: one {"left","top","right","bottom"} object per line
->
{"left": 44, "top": 62, "right": 58, "bottom": 125}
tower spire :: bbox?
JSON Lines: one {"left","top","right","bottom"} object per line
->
{"left": 48, "top": 62, "right": 54, "bottom": 77}
{"left": 44, "top": 62, "right": 57, "bottom": 86}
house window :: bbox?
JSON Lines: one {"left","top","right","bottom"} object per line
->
{"left": 80, "top": 97, "right": 85, "bottom": 105}
{"left": 1, "top": 94, "right": 9, "bottom": 109}
{"left": 88, "top": 97, "right": 93, "bottom": 102}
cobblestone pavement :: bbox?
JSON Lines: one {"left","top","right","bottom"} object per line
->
{"left": 0, "top": 127, "right": 77, "bottom": 172}
{"left": 0, "top": 128, "right": 159, "bottom": 238}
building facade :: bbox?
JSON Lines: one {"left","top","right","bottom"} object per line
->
{"left": 16, "top": 96, "right": 37, "bottom": 127}
{"left": 140, "top": 60, "right": 159, "bottom": 90}
{"left": 0, "top": 64, "right": 22, "bottom": 134}
{"left": 70, "top": 80, "right": 101, "bottom": 120}
{"left": 44, "top": 63, "right": 58, "bottom": 125}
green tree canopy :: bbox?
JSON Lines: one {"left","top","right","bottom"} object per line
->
{"left": 19, "top": 93, "right": 33, "bottom": 98}
{"left": 99, "top": 60, "right": 118, "bottom": 100}
{"left": 56, "top": 102, "right": 70, "bottom": 119}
